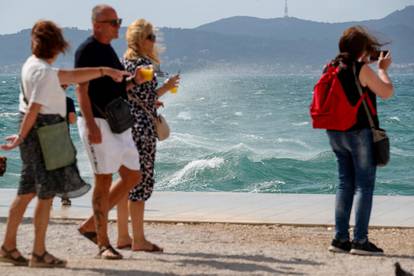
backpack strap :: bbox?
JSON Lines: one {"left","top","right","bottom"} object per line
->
{"left": 352, "top": 63, "right": 377, "bottom": 129}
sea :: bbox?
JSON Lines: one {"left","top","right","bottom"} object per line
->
{"left": 1, "top": 66, "right": 413, "bottom": 195}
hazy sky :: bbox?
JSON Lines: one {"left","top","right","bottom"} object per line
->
{"left": 0, "top": 0, "right": 413, "bottom": 34}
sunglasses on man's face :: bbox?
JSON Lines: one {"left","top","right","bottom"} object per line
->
{"left": 96, "top": 18, "right": 122, "bottom": 27}
{"left": 146, "top": 34, "right": 156, "bottom": 42}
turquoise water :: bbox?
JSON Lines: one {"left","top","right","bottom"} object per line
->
{"left": 1, "top": 68, "right": 414, "bottom": 195}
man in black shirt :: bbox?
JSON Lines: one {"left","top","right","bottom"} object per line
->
{"left": 75, "top": 4, "right": 145, "bottom": 260}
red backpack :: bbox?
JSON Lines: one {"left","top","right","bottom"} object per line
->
{"left": 310, "top": 63, "right": 375, "bottom": 131}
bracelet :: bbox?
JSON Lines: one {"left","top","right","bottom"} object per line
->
{"left": 17, "top": 134, "right": 24, "bottom": 144}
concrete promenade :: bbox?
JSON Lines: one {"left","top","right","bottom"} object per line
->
{"left": 0, "top": 189, "right": 413, "bottom": 227}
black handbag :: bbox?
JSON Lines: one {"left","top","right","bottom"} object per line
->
{"left": 353, "top": 65, "right": 390, "bottom": 167}
{"left": 0, "top": 156, "right": 6, "bottom": 176}
{"left": 94, "top": 97, "right": 133, "bottom": 134}
{"left": 372, "top": 127, "right": 390, "bottom": 167}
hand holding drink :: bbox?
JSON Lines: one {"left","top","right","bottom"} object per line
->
{"left": 139, "top": 65, "right": 154, "bottom": 82}
{"left": 167, "top": 72, "right": 180, "bottom": 94}
{"left": 170, "top": 86, "right": 178, "bottom": 94}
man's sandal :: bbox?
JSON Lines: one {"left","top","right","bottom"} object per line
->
{"left": 97, "top": 245, "right": 123, "bottom": 260}
{"left": 0, "top": 246, "right": 29, "bottom": 266}
{"left": 29, "top": 251, "right": 67, "bottom": 268}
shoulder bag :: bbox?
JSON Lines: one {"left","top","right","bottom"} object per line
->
{"left": 20, "top": 83, "right": 76, "bottom": 170}
{"left": 353, "top": 64, "right": 390, "bottom": 167}
{"left": 127, "top": 94, "right": 170, "bottom": 141}
{"left": 93, "top": 97, "right": 134, "bottom": 134}
{"left": 0, "top": 156, "right": 6, "bottom": 176}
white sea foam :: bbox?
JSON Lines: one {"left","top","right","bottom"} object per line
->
{"left": 243, "top": 134, "right": 264, "bottom": 140}
{"left": 169, "top": 157, "right": 225, "bottom": 185}
{"left": 234, "top": 112, "right": 243, "bottom": 116}
{"left": 177, "top": 111, "right": 192, "bottom": 120}
{"left": 389, "top": 116, "right": 401, "bottom": 122}
{"left": 390, "top": 146, "right": 414, "bottom": 157}
{"left": 275, "top": 137, "right": 312, "bottom": 150}
{"left": 292, "top": 122, "right": 309, "bottom": 126}
{"left": 159, "top": 133, "right": 226, "bottom": 153}
{"left": 251, "top": 180, "right": 286, "bottom": 193}
{"left": 1, "top": 81, "right": 6, "bottom": 84}
{"left": 0, "top": 112, "right": 19, "bottom": 118}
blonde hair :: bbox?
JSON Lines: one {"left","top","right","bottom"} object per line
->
{"left": 124, "top": 19, "right": 160, "bottom": 64}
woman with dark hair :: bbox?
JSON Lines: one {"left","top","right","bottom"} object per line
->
{"left": 0, "top": 20, "right": 127, "bottom": 267}
{"left": 326, "top": 26, "right": 393, "bottom": 255}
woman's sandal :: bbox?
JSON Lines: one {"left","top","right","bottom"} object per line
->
{"left": 29, "top": 251, "right": 67, "bottom": 268}
{"left": 133, "top": 243, "right": 164, "bottom": 253}
{"left": 0, "top": 246, "right": 29, "bottom": 266}
{"left": 97, "top": 245, "right": 123, "bottom": 260}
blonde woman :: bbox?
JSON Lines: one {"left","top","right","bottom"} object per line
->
{"left": 116, "top": 19, "right": 179, "bottom": 252}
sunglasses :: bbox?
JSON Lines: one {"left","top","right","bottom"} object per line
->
{"left": 96, "top": 18, "right": 122, "bottom": 27}
{"left": 146, "top": 33, "right": 156, "bottom": 42}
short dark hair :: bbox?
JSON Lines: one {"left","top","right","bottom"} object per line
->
{"left": 31, "top": 20, "right": 69, "bottom": 59}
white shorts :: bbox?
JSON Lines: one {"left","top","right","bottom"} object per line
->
{"left": 78, "top": 117, "right": 140, "bottom": 174}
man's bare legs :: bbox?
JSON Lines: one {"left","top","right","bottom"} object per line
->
{"left": 92, "top": 174, "right": 112, "bottom": 248}
{"left": 78, "top": 166, "right": 140, "bottom": 246}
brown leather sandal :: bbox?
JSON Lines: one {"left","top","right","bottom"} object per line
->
{"left": 0, "top": 246, "right": 29, "bottom": 266}
{"left": 97, "top": 245, "right": 123, "bottom": 260}
{"left": 29, "top": 251, "right": 67, "bottom": 268}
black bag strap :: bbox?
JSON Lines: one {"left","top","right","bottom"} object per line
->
{"left": 20, "top": 81, "right": 29, "bottom": 105}
{"left": 91, "top": 102, "right": 107, "bottom": 119}
{"left": 352, "top": 63, "right": 376, "bottom": 130}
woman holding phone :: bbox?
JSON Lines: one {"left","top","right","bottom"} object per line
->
{"left": 326, "top": 26, "right": 393, "bottom": 256}
{"left": 115, "top": 18, "right": 179, "bottom": 252}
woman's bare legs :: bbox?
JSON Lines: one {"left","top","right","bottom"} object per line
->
{"left": 0, "top": 193, "right": 35, "bottom": 259}
{"left": 116, "top": 194, "right": 132, "bottom": 248}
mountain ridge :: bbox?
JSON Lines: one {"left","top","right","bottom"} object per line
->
{"left": 1, "top": 6, "right": 413, "bottom": 73}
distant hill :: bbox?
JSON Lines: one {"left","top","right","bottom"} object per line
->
{"left": 1, "top": 6, "right": 413, "bottom": 73}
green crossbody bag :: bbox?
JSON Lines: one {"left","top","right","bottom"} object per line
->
{"left": 20, "top": 82, "right": 76, "bottom": 171}
{"left": 36, "top": 121, "right": 76, "bottom": 171}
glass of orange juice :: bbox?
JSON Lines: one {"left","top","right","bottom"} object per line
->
{"left": 170, "top": 71, "right": 180, "bottom": 94}
{"left": 170, "top": 86, "right": 178, "bottom": 94}
{"left": 140, "top": 66, "right": 153, "bottom": 82}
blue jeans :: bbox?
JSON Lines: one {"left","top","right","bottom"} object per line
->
{"left": 327, "top": 128, "right": 376, "bottom": 242}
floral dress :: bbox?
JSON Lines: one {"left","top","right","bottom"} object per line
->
{"left": 123, "top": 57, "right": 158, "bottom": 201}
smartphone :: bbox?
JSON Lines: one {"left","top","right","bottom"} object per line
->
{"left": 370, "top": 50, "right": 389, "bottom": 61}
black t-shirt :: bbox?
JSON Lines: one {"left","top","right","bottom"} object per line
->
{"left": 66, "top": 97, "right": 76, "bottom": 117}
{"left": 74, "top": 36, "right": 126, "bottom": 118}
{"left": 337, "top": 61, "right": 379, "bottom": 130}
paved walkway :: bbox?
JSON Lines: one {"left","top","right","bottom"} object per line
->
{"left": 0, "top": 189, "right": 413, "bottom": 227}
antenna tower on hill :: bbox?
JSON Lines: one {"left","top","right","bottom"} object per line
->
{"left": 284, "top": 0, "right": 289, "bottom": 18}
